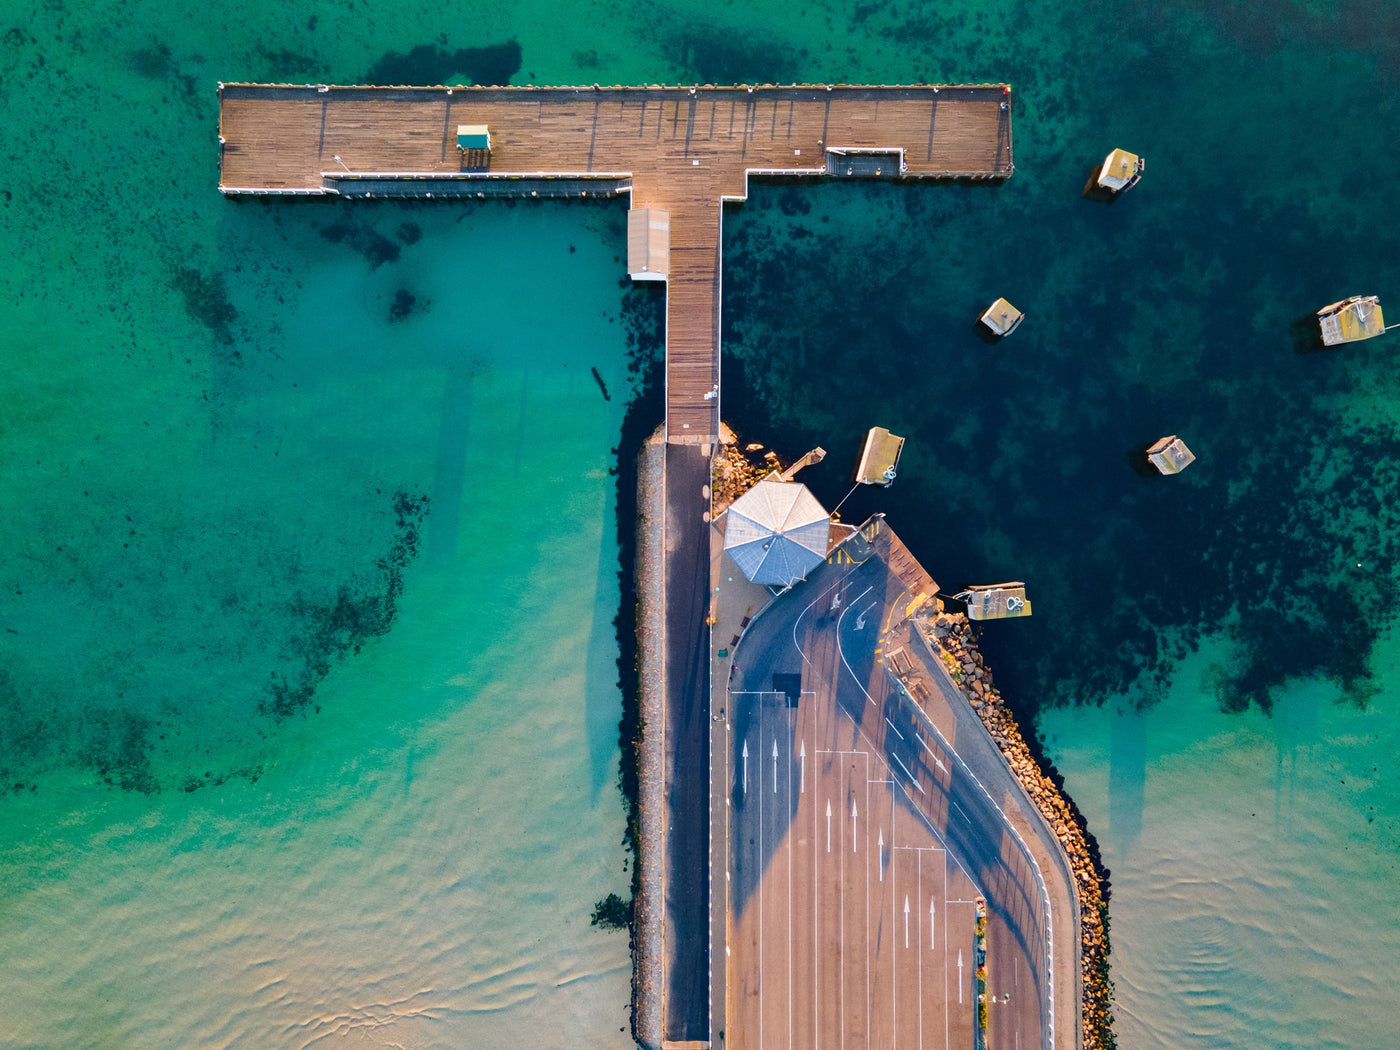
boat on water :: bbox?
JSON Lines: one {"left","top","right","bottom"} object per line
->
{"left": 1084, "top": 147, "right": 1144, "bottom": 197}
{"left": 854, "top": 426, "right": 905, "bottom": 486}
{"left": 1146, "top": 435, "right": 1196, "bottom": 475}
{"left": 958, "top": 582, "right": 1032, "bottom": 621}
{"left": 1317, "top": 295, "right": 1388, "bottom": 346}
{"left": 979, "top": 297, "right": 1024, "bottom": 338}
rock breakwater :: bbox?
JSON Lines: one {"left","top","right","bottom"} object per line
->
{"left": 925, "top": 609, "right": 1117, "bottom": 1050}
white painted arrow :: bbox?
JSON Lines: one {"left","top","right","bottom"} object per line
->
{"left": 958, "top": 950, "right": 964, "bottom": 1003}
{"left": 854, "top": 609, "right": 867, "bottom": 630}
{"left": 851, "top": 799, "right": 859, "bottom": 852}
{"left": 825, "top": 800, "right": 832, "bottom": 853}
{"left": 831, "top": 591, "right": 842, "bottom": 610}
{"left": 903, "top": 896, "right": 910, "bottom": 948}
{"left": 741, "top": 740, "right": 748, "bottom": 795}
{"left": 917, "top": 736, "right": 948, "bottom": 774}
{"left": 772, "top": 738, "right": 778, "bottom": 794}
{"left": 799, "top": 740, "right": 806, "bottom": 794}
{"left": 929, "top": 899, "right": 936, "bottom": 948}
{"left": 877, "top": 829, "right": 884, "bottom": 882}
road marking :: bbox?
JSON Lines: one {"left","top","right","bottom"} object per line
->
{"left": 877, "top": 828, "right": 884, "bottom": 882}
{"left": 944, "top": 853, "right": 950, "bottom": 1050}
{"left": 915, "top": 734, "right": 948, "bottom": 774}
{"left": 851, "top": 798, "right": 859, "bottom": 853}
{"left": 826, "top": 799, "right": 832, "bottom": 853}
{"left": 892, "top": 753, "right": 925, "bottom": 794}
{"left": 787, "top": 725, "right": 793, "bottom": 1050}
{"left": 772, "top": 737, "right": 779, "bottom": 794}
{"left": 917, "top": 850, "right": 924, "bottom": 1050}
{"left": 738, "top": 553, "right": 1058, "bottom": 1049}
{"left": 840, "top": 769, "right": 847, "bottom": 1050}
{"left": 742, "top": 739, "right": 749, "bottom": 795}
{"left": 799, "top": 739, "right": 806, "bottom": 794}
{"left": 904, "top": 895, "right": 910, "bottom": 948}
{"left": 813, "top": 749, "right": 820, "bottom": 1046}
{"left": 792, "top": 570, "right": 858, "bottom": 665}
{"left": 854, "top": 600, "right": 877, "bottom": 631}
{"left": 930, "top": 898, "right": 936, "bottom": 949}
{"left": 897, "top": 658, "right": 1059, "bottom": 1049}
{"left": 828, "top": 702, "right": 981, "bottom": 888}
{"left": 884, "top": 716, "right": 905, "bottom": 740}
{"left": 957, "top": 949, "right": 964, "bottom": 1004}
{"left": 865, "top": 764, "right": 872, "bottom": 1050}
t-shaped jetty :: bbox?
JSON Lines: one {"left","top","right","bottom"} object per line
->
{"left": 218, "top": 82, "right": 1012, "bottom": 443}
{"left": 214, "top": 81, "right": 1095, "bottom": 1050}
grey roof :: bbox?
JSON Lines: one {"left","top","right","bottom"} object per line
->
{"left": 723, "top": 478, "right": 831, "bottom": 586}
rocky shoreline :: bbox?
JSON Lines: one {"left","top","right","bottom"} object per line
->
{"left": 924, "top": 610, "right": 1117, "bottom": 1050}
{"left": 711, "top": 424, "right": 785, "bottom": 515}
{"left": 631, "top": 428, "right": 666, "bottom": 1048}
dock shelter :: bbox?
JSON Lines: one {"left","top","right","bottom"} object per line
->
{"left": 627, "top": 208, "right": 670, "bottom": 281}
{"left": 456, "top": 124, "right": 491, "bottom": 151}
{"left": 723, "top": 477, "right": 831, "bottom": 587}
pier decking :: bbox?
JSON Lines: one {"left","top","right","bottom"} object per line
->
{"left": 218, "top": 83, "right": 1013, "bottom": 444}
{"left": 219, "top": 82, "right": 1019, "bottom": 1049}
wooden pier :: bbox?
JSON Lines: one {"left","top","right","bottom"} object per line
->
{"left": 218, "top": 83, "right": 1013, "bottom": 444}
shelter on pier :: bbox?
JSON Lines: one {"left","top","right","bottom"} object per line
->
{"left": 456, "top": 124, "right": 491, "bottom": 152}
{"left": 979, "top": 298, "right": 1024, "bottom": 337}
{"left": 723, "top": 476, "right": 830, "bottom": 587}
{"left": 628, "top": 208, "right": 670, "bottom": 281}
{"left": 1317, "top": 295, "right": 1386, "bottom": 346}
{"left": 960, "top": 583, "right": 1032, "bottom": 621}
{"left": 1146, "top": 435, "right": 1195, "bottom": 475}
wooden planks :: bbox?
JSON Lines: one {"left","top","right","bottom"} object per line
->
{"left": 219, "top": 84, "right": 1012, "bottom": 192}
{"left": 217, "top": 84, "right": 1013, "bottom": 442}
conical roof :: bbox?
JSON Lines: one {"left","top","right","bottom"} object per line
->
{"left": 723, "top": 477, "right": 830, "bottom": 586}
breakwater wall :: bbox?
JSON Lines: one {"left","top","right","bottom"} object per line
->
{"left": 927, "top": 610, "right": 1117, "bottom": 1050}
{"left": 631, "top": 427, "right": 666, "bottom": 1049}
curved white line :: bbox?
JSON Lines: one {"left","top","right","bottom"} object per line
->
{"left": 835, "top": 587, "right": 1056, "bottom": 1050}
{"left": 897, "top": 672, "right": 1057, "bottom": 1050}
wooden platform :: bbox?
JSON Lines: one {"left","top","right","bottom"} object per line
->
{"left": 218, "top": 83, "right": 1013, "bottom": 444}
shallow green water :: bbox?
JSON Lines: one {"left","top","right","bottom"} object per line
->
{"left": 2, "top": 0, "right": 1398, "bottom": 1046}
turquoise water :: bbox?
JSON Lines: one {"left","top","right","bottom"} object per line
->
{"left": 2, "top": 1, "right": 1398, "bottom": 1047}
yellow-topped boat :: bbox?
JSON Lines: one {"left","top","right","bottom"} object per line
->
{"left": 1317, "top": 295, "right": 1387, "bottom": 346}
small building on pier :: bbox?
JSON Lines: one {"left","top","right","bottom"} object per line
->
{"left": 627, "top": 208, "right": 670, "bottom": 281}
{"left": 723, "top": 476, "right": 830, "bottom": 587}
{"left": 456, "top": 124, "right": 491, "bottom": 152}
